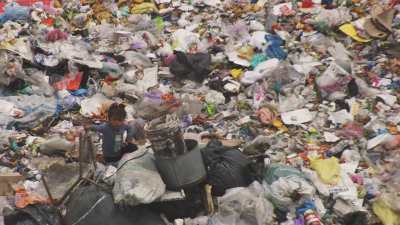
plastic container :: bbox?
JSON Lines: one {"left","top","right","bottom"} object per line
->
{"left": 154, "top": 139, "right": 207, "bottom": 190}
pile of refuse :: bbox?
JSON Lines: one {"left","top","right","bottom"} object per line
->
{"left": 1, "top": 0, "right": 400, "bottom": 224}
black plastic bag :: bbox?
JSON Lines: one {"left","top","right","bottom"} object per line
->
{"left": 64, "top": 185, "right": 166, "bottom": 225}
{"left": 4, "top": 204, "right": 62, "bottom": 225}
{"left": 201, "top": 139, "right": 255, "bottom": 196}
{"left": 169, "top": 51, "right": 211, "bottom": 83}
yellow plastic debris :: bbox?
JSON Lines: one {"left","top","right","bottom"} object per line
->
{"left": 339, "top": 24, "right": 371, "bottom": 43}
{"left": 310, "top": 157, "right": 341, "bottom": 185}
{"left": 272, "top": 119, "right": 288, "bottom": 132}
{"left": 237, "top": 45, "right": 254, "bottom": 61}
{"left": 131, "top": 2, "right": 158, "bottom": 14}
{"left": 372, "top": 199, "right": 400, "bottom": 225}
{"left": 230, "top": 69, "right": 243, "bottom": 79}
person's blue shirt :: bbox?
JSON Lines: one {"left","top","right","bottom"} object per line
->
{"left": 90, "top": 123, "right": 135, "bottom": 158}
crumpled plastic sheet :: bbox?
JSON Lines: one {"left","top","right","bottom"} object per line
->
{"left": 309, "top": 7, "right": 352, "bottom": 27}
{"left": 263, "top": 164, "right": 315, "bottom": 210}
{"left": 210, "top": 181, "right": 275, "bottom": 225}
{"left": 310, "top": 157, "right": 341, "bottom": 185}
{"left": 0, "top": 3, "right": 30, "bottom": 25}
{"left": 0, "top": 95, "right": 56, "bottom": 130}
{"left": 372, "top": 198, "right": 400, "bottom": 225}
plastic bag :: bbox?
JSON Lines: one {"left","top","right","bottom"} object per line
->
{"left": 263, "top": 164, "right": 306, "bottom": 185}
{"left": 265, "top": 34, "right": 287, "bottom": 60}
{"left": 266, "top": 176, "right": 315, "bottom": 210}
{"left": 240, "top": 58, "right": 280, "bottom": 84}
{"left": 80, "top": 93, "right": 113, "bottom": 118}
{"left": 0, "top": 2, "right": 30, "bottom": 24}
{"left": 316, "top": 63, "right": 350, "bottom": 98}
{"left": 46, "top": 29, "right": 68, "bottom": 42}
{"left": 263, "top": 164, "right": 314, "bottom": 210}
{"left": 210, "top": 181, "right": 274, "bottom": 225}
{"left": 170, "top": 51, "right": 211, "bottom": 82}
{"left": 336, "top": 122, "right": 364, "bottom": 139}
{"left": 14, "top": 187, "right": 49, "bottom": 209}
{"left": 310, "top": 157, "right": 341, "bottom": 185}
{"left": 53, "top": 72, "right": 83, "bottom": 91}
{"left": 2, "top": 95, "right": 56, "bottom": 130}
{"left": 201, "top": 140, "right": 255, "bottom": 196}
{"left": 65, "top": 185, "right": 166, "bottom": 225}
{"left": 4, "top": 204, "right": 62, "bottom": 225}
{"left": 311, "top": 7, "right": 352, "bottom": 27}
{"left": 112, "top": 148, "right": 166, "bottom": 206}
{"left": 39, "top": 136, "right": 74, "bottom": 156}
{"left": 171, "top": 29, "right": 200, "bottom": 52}
{"left": 373, "top": 199, "right": 400, "bottom": 225}
{"left": 278, "top": 94, "right": 306, "bottom": 113}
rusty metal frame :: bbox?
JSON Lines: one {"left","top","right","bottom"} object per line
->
{"left": 41, "top": 131, "right": 100, "bottom": 222}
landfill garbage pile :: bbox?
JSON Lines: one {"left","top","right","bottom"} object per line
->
{"left": 0, "top": 0, "right": 400, "bottom": 224}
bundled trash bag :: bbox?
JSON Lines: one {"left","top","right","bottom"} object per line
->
{"left": 210, "top": 181, "right": 275, "bottom": 225}
{"left": 112, "top": 148, "right": 166, "bottom": 206}
{"left": 169, "top": 51, "right": 211, "bottom": 83}
{"left": 201, "top": 139, "right": 255, "bottom": 196}
{"left": 4, "top": 204, "right": 62, "bottom": 225}
{"left": 64, "top": 185, "right": 167, "bottom": 225}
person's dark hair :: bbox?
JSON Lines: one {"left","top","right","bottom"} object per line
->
{"left": 108, "top": 103, "right": 127, "bottom": 121}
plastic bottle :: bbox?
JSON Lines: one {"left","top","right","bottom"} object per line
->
{"left": 206, "top": 103, "right": 216, "bottom": 117}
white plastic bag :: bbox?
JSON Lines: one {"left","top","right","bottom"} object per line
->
{"left": 39, "top": 136, "right": 74, "bottom": 155}
{"left": 210, "top": 181, "right": 274, "bottom": 225}
{"left": 80, "top": 93, "right": 113, "bottom": 117}
{"left": 112, "top": 148, "right": 166, "bottom": 206}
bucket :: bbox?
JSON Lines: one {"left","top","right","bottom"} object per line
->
{"left": 154, "top": 139, "right": 206, "bottom": 190}
{"left": 145, "top": 114, "right": 186, "bottom": 156}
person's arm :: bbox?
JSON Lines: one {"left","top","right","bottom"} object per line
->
{"left": 126, "top": 120, "right": 146, "bottom": 145}
{"left": 126, "top": 125, "right": 136, "bottom": 144}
